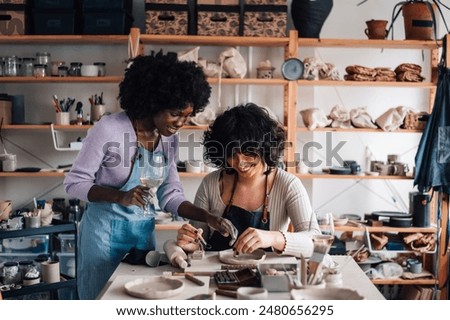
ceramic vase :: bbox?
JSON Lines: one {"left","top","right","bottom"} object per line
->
{"left": 291, "top": 0, "right": 333, "bottom": 38}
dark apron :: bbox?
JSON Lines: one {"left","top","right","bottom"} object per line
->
{"left": 206, "top": 171, "right": 271, "bottom": 251}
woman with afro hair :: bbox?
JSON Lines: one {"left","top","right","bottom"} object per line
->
{"left": 64, "top": 51, "right": 237, "bottom": 299}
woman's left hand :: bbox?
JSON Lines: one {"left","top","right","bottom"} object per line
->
{"left": 233, "top": 228, "right": 282, "bottom": 254}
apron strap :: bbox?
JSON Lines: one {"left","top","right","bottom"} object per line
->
{"left": 261, "top": 171, "right": 270, "bottom": 224}
{"left": 225, "top": 173, "right": 239, "bottom": 214}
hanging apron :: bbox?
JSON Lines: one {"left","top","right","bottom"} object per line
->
{"left": 77, "top": 147, "right": 164, "bottom": 300}
{"left": 207, "top": 172, "right": 271, "bottom": 251}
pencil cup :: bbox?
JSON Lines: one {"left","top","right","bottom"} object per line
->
{"left": 91, "top": 104, "right": 106, "bottom": 122}
{"left": 41, "top": 261, "right": 60, "bottom": 283}
{"left": 55, "top": 112, "right": 70, "bottom": 125}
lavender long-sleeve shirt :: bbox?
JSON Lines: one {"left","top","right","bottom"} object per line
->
{"left": 64, "top": 111, "right": 187, "bottom": 215}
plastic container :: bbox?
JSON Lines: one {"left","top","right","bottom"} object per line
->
{"left": 21, "top": 57, "right": 35, "bottom": 76}
{"left": 33, "top": 63, "right": 46, "bottom": 77}
{"left": 4, "top": 56, "right": 18, "bottom": 76}
{"left": 2, "top": 154, "right": 17, "bottom": 172}
{"left": 2, "top": 235, "right": 49, "bottom": 254}
{"left": 57, "top": 233, "right": 76, "bottom": 253}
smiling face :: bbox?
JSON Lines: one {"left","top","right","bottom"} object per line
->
{"left": 150, "top": 106, "right": 194, "bottom": 136}
{"left": 227, "top": 152, "right": 264, "bottom": 177}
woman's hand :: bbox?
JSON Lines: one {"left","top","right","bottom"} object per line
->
{"left": 206, "top": 215, "right": 238, "bottom": 246}
{"left": 233, "top": 228, "right": 285, "bottom": 254}
{"left": 118, "top": 185, "right": 148, "bottom": 208}
{"left": 176, "top": 223, "right": 201, "bottom": 253}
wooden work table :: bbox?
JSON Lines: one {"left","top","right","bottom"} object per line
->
{"left": 97, "top": 253, "right": 385, "bottom": 300}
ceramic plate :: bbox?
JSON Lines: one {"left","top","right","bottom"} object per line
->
{"left": 291, "top": 288, "right": 364, "bottom": 300}
{"left": 124, "top": 277, "right": 184, "bottom": 299}
{"left": 219, "top": 249, "right": 266, "bottom": 265}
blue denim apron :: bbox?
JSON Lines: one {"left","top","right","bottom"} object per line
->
{"left": 206, "top": 172, "right": 270, "bottom": 251}
{"left": 77, "top": 147, "right": 161, "bottom": 299}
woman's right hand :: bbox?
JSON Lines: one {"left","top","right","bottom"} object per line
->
{"left": 119, "top": 185, "right": 149, "bottom": 208}
{"left": 177, "top": 223, "right": 201, "bottom": 253}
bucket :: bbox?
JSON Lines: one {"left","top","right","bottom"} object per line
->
{"left": 402, "top": 2, "right": 436, "bottom": 40}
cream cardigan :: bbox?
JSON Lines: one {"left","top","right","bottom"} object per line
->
{"left": 191, "top": 169, "right": 321, "bottom": 257}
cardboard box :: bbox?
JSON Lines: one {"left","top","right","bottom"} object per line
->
{"left": 197, "top": 0, "right": 241, "bottom": 36}
{"left": 243, "top": 4, "right": 287, "bottom": 37}
{"left": 145, "top": 1, "right": 190, "bottom": 35}
{"left": 0, "top": 2, "right": 25, "bottom": 35}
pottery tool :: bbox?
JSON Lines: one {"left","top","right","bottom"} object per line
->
{"left": 185, "top": 273, "right": 205, "bottom": 286}
{"left": 215, "top": 289, "right": 237, "bottom": 299}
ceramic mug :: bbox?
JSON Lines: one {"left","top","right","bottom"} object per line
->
{"left": 365, "top": 20, "right": 388, "bottom": 39}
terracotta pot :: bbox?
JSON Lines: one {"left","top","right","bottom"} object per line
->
{"left": 291, "top": 0, "right": 333, "bottom": 38}
{"left": 402, "top": 2, "right": 436, "bottom": 40}
{"left": 365, "top": 20, "right": 388, "bottom": 39}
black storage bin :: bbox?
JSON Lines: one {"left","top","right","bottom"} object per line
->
{"left": 32, "top": 9, "right": 76, "bottom": 35}
{"left": 32, "top": 0, "right": 75, "bottom": 9}
{"left": 82, "top": 9, "right": 133, "bottom": 35}
{"left": 81, "top": 0, "right": 132, "bottom": 11}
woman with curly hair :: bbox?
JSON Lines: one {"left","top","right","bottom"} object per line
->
{"left": 176, "top": 103, "right": 320, "bottom": 257}
{"left": 64, "top": 51, "right": 237, "bottom": 299}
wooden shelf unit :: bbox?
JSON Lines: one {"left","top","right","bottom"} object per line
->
{"left": 0, "top": 29, "right": 448, "bottom": 299}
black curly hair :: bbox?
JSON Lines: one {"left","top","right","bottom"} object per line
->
{"left": 203, "top": 103, "right": 285, "bottom": 169}
{"left": 119, "top": 50, "right": 211, "bottom": 120}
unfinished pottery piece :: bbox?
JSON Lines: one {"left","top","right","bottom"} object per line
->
{"left": 124, "top": 277, "right": 184, "bottom": 299}
{"left": 219, "top": 249, "right": 266, "bottom": 265}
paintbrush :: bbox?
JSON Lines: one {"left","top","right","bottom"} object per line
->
{"left": 307, "top": 242, "right": 331, "bottom": 285}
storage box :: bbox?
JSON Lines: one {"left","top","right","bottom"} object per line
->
{"left": 32, "top": 0, "right": 75, "bottom": 9}
{"left": 57, "top": 233, "right": 76, "bottom": 253}
{"left": 82, "top": 9, "right": 133, "bottom": 35}
{"left": 81, "top": 0, "right": 132, "bottom": 11}
{"left": 2, "top": 235, "right": 49, "bottom": 254}
{"left": 31, "top": 9, "right": 76, "bottom": 35}
{"left": 0, "top": 2, "right": 26, "bottom": 35}
{"left": 243, "top": 4, "right": 287, "bottom": 37}
{"left": 197, "top": 0, "right": 241, "bottom": 36}
{"left": 145, "top": 0, "right": 191, "bottom": 35}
